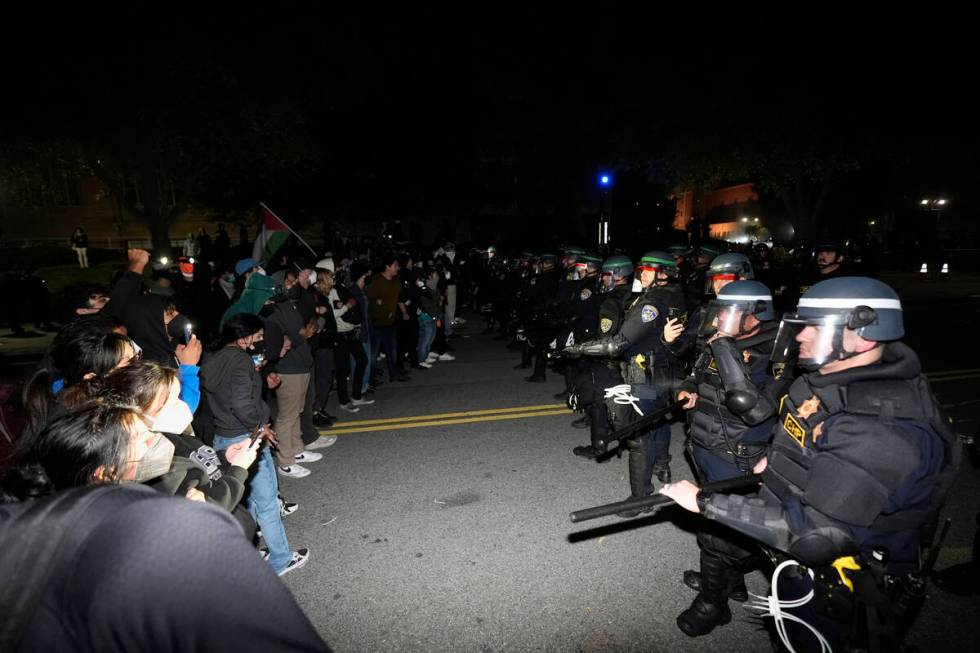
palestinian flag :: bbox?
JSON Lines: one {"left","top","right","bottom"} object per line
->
{"left": 252, "top": 203, "right": 290, "bottom": 264}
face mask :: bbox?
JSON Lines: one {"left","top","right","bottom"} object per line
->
{"left": 255, "top": 267, "right": 267, "bottom": 276}
{"left": 307, "top": 270, "right": 317, "bottom": 286}
{"left": 248, "top": 339, "right": 266, "bottom": 356}
{"left": 133, "top": 434, "right": 176, "bottom": 482}
{"left": 152, "top": 398, "right": 194, "bottom": 435}
{"left": 631, "top": 278, "right": 643, "bottom": 292}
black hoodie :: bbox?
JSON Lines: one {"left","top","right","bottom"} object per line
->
{"left": 123, "top": 294, "right": 176, "bottom": 365}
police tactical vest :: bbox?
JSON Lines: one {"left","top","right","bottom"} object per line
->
{"left": 688, "top": 328, "right": 778, "bottom": 455}
{"left": 764, "top": 371, "right": 960, "bottom": 533}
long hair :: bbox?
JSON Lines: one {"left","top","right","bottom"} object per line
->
{"left": 2, "top": 400, "right": 141, "bottom": 501}
{"left": 21, "top": 319, "right": 130, "bottom": 442}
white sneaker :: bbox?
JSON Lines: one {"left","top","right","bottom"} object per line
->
{"left": 278, "top": 548, "right": 310, "bottom": 576}
{"left": 278, "top": 463, "right": 311, "bottom": 478}
{"left": 455, "top": 317, "right": 467, "bottom": 324}
{"left": 378, "top": 352, "right": 386, "bottom": 360}
{"left": 426, "top": 352, "right": 439, "bottom": 362}
{"left": 340, "top": 402, "right": 360, "bottom": 413}
{"left": 278, "top": 496, "right": 299, "bottom": 516}
{"left": 294, "top": 451, "right": 322, "bottom": 463}
{"left": 419, "top": 361, "right": 433, "bottom": 368}
{"left": 351, "top": 397, "right": 375, "bottom": 406}
{"left": 438, "top": 353, "right": 456, "bottom": 361}
{"left": 306, "top": 435, "right": 338, "bottom": 450}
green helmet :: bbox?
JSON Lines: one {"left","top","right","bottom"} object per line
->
{"left": 601, "top": 255, "right": 633, "bottom": 282}
{"left": 638, "top": 250, "right": 678, "bottom": 279}
{"left": 639, "top": 250, "right": 677, "bottom": 269}
{"left": 574, "top": 251, "right": 603, "bottom": 275}
{"left": 562, "top": 245, "right": 587, "bottom": 267}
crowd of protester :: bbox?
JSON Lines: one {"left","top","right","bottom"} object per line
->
{"left": 0, "top": 228, "right": 480, "bottom": 650}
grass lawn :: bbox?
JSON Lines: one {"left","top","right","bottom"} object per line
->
{"left": 37, "top": 262, "right": 132, "bottom": 295}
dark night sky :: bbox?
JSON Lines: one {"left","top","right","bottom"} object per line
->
{"left": 3, "top": 7, "right": 977, "bottom": 235}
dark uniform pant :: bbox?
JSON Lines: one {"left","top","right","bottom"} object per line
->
{"left": 690, "top": 445, "right": 762, "bottom": 597}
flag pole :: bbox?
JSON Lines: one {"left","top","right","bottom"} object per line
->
{"left": 260, "top": 202, "right": 319, "bottom": 260}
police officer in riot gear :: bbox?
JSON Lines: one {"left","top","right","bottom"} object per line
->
{"left": 663, "top": 251, "right": 756, "bottom": 376}
{"left": 523, "top": 254, "right": 561, "bottom": 382}
{"left": 552, "top": 247, "right": 589, "bottom": 399}
{"left": 567, "top": 255, "right": 633, "bottom": 459}
{"left": 704, "top": 252, "right": 755, "bottom": 297}
{"left": 560, "top": 253, "right": 604, "bottom": 406}
{"left": 682, "top": 243, "right": 721, "bottom": 310}
{"left": 661, "top": 277, "right": 960, "bottom": 651}
{"left": 564, "top": 252, "right": 685, "bottom": 506}
{"left": 784, "top": 242, "right": 853, "bottom": 311}
{"left": 670, "top": 279, "right": 788, "bottom": 637}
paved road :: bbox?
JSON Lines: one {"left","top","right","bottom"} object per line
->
{"left": 278, "top": 317, "right": 980, "bottom": 653}
{"left": 1, "top": 274, "right": 976, "bottom": 651}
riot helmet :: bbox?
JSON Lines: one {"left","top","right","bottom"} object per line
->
{"left": 699, "top": 280, "right": 774, "bottom": 339}
{"left": 772, "top": 276, "right": 904, "bottom": 371}
{"left": 575, "top": 252, "right": 603, "bottom": 278}
{"left": 705, "top": 252, "right": 754, "bottom": 296}
{"left": 813, "top": 242, "right": 844, "bottom": 273}
{"left": 637, "top": 250, "right": 678, "bottom": 288}
{"left": 600, "top": 255, "right": 633, "bottom": 292}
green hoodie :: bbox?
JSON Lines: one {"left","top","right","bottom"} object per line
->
{"left": 220, "top": 273, "right": 276, "bottom": 328}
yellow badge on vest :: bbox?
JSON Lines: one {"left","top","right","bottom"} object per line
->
{"left": 600, "top": 318, "right": 613, "bottom": 333}
{"left": 783, "top": 412, "right": 806, "bottom": 447}
{"left": 797, "top": 395, "right": 821, "bottom": 419}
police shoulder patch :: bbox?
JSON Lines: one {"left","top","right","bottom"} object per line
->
{"left": 783, "top": 412, "right": 806, "bottom": 447}
{"left": 640, "top": 305, "right": 658, "bottom": 323}
{"left": 600, "top": 317, "right": 613, "bottom": 333}
{"left": 580, "top": 288, "right": 592, "bottom": 300}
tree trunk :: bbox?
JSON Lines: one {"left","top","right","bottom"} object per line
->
{"left": 147, "top": 217, "right": 173, "bottom": 256}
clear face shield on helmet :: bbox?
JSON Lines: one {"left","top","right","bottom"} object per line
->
{"left": 771, "top": 314, "right": 851, "bottom": 371}
{"left": 698, "top": 300, "right": 764, "bottom": 339}
{"left": 635, "top": 264, "right": 675, "bottom": 289}
{"left": 704, "top": 273, "right": 738, "bottom": 296}
{"left": 600, "top": 271, "right": 615, "bottom": 292}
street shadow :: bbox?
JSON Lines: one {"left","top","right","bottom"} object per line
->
{"left": 565, "top": 506, "right": 701, "bottom": 543}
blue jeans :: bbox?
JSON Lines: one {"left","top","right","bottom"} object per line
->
{"left": 417, "top": 316, "right": 436, "bottom": 362}
{"left": 370, "top": 325, "right": 399, "bottom": 380}
{"left": 213, "top": 433, "right": 292, "bottom": 573}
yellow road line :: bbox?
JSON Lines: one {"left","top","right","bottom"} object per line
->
{"left": 321, "top": 408, "right": 571, "bottom": 435}
{"left": 326, "top": 403, "right": 567, "bottom": 428}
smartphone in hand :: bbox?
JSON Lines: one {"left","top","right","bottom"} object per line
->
{"left": 249, "top": 424, "right": 265, "bottom": 447}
